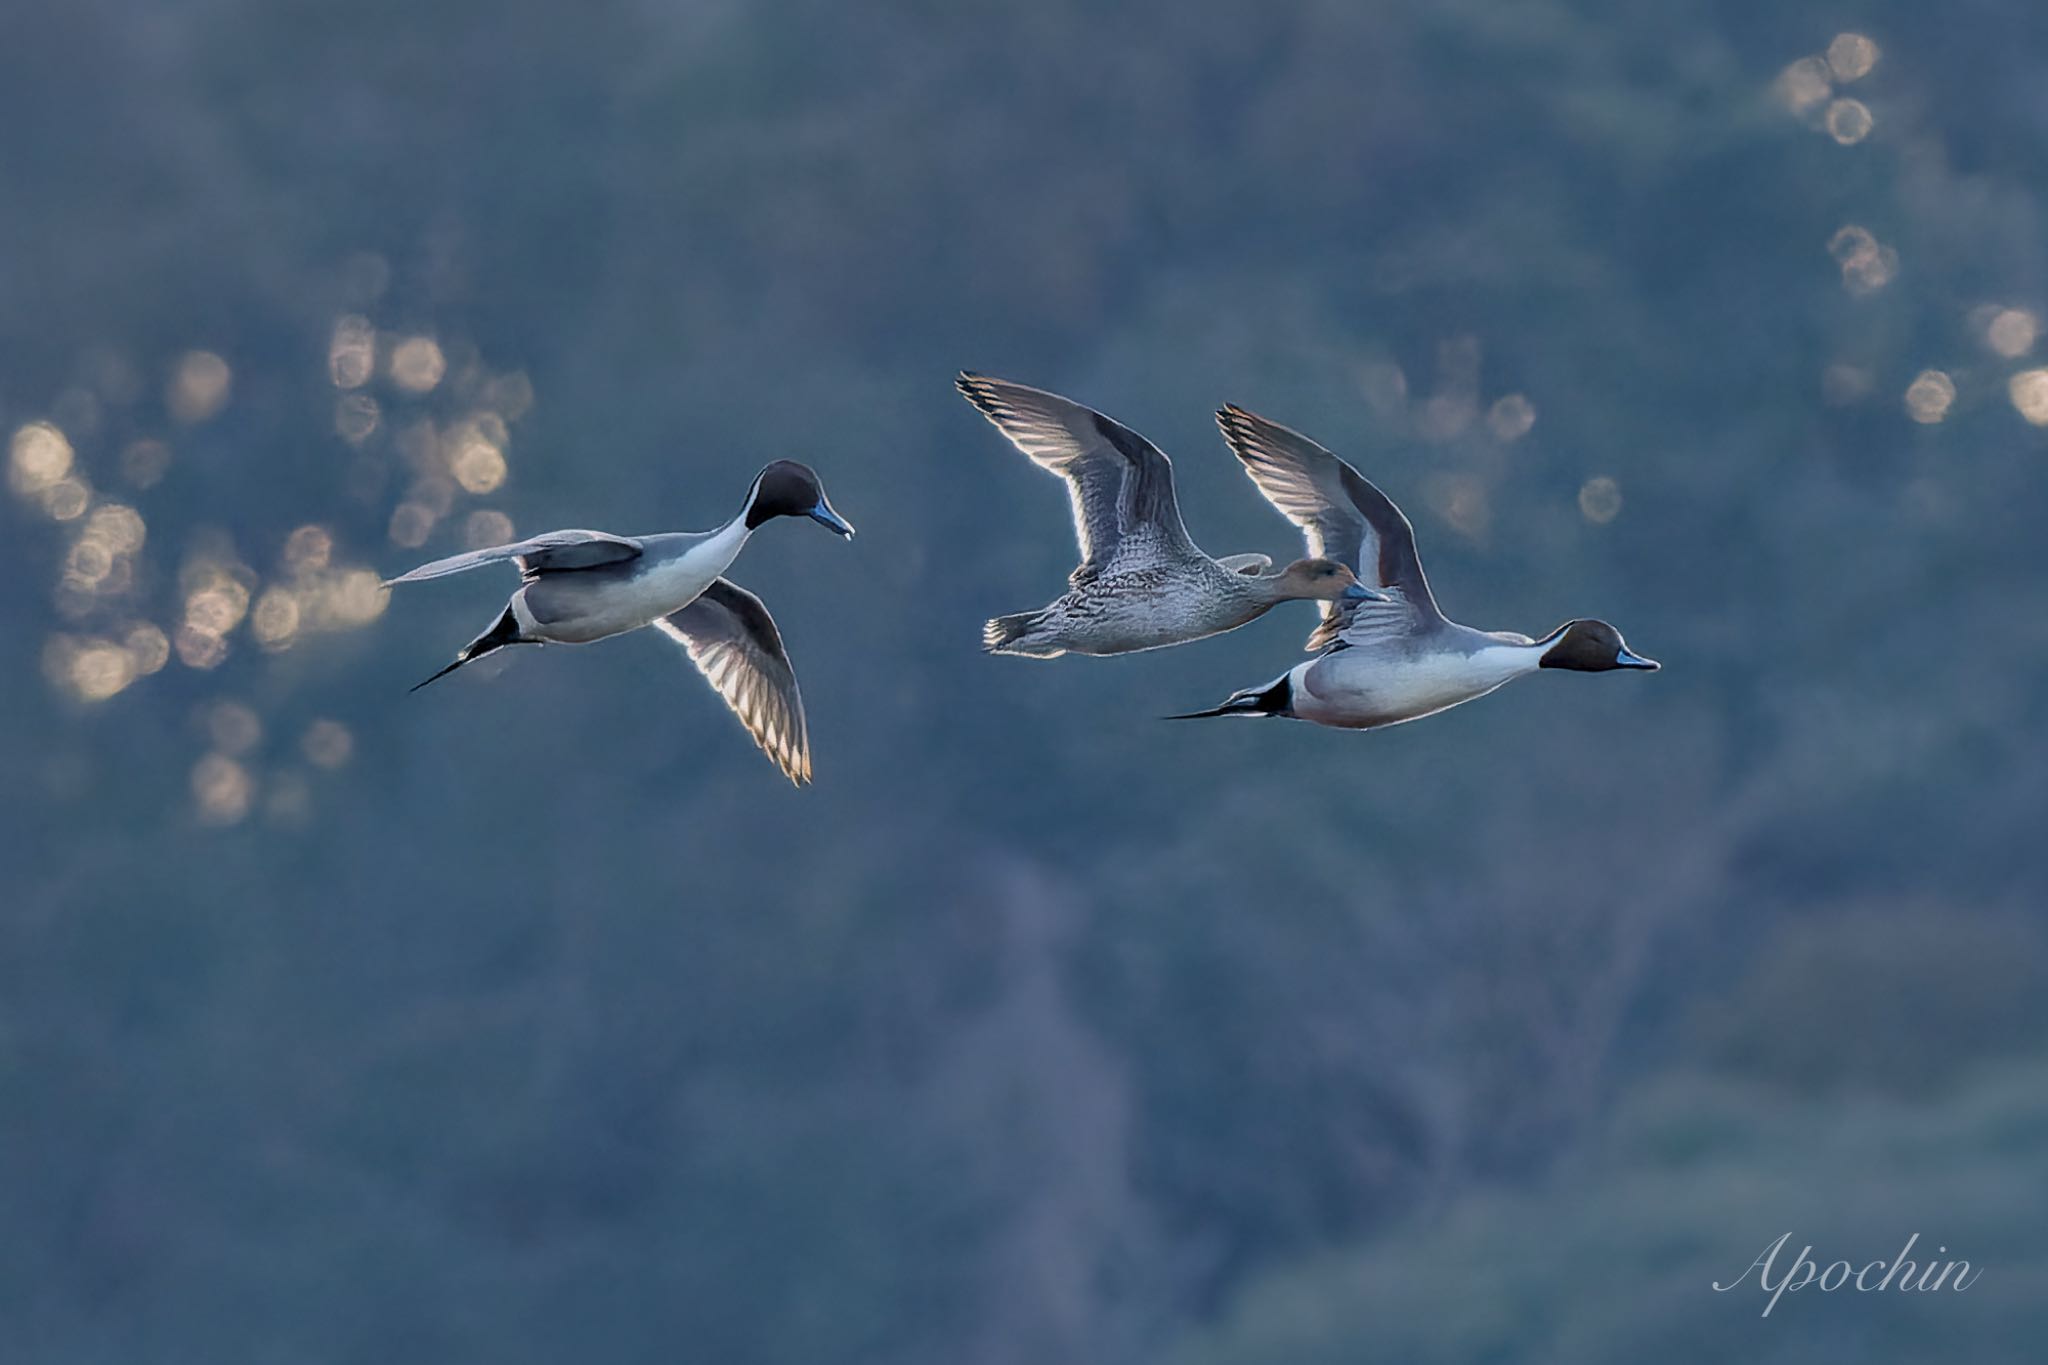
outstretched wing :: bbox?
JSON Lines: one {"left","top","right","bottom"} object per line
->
{"left": 654, "top": 579, "right": 811, "bottom": 786}
{"left": 1216, "top": 405, "right": 1440, "bottom": 650}
{"left": 385, "top": 530, "right": 643, "bottom": 585}
{"left": 958, "top": 372, "right": 1198, "bottom": 582}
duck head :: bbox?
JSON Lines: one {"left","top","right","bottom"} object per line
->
{"left": 1276, "top": 557, "right": 1387, "bottom": 602}
{"left": 1537, "top": 619, "right": 1659, "bottom": 672}
{"left": 746, "top": 460, "right": 855, "bottom": 537}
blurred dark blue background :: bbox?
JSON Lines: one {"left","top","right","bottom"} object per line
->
{"left": 6, "top": 3, "right": 2047, "bottom": 1361}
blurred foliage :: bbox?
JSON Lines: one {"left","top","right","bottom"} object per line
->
{"left": 1174, "top": 1058, "right": 2048, "bottom": 1365}
{"left": 4, "top": 1, "right": 2047, "bottom": 1362}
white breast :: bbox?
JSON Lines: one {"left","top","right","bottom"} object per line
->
{"left": 628, "top": 520, "right": 750, "bottom": 619}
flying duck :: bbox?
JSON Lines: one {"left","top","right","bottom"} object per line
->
{"left": 385, "top": 460, "right": 854, "bottom": 784}
{"left": 1171, "top": 406, "right": 1657, "bottom": 728}
{"left": 957, "top": 373, "right": 1381, "bottom": 658}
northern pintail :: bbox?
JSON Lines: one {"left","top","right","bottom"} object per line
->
{"left": 386, "top": 460, "right": 854, "bottom": 784}
{"left": 1171, "top": 407, "right": 1656, "bottom": 727}
{"left": 957, "top": 373, "right": 1381, "bottom": 657}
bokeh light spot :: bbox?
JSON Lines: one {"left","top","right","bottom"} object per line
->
{"left": 1424, "top": 473, "right": 1490, "bottom": 539}
{"left": 251, "top": 587, "right": 302, "bottom": 650}
{"left": 464, "top": 509, "right": 515, "bottom": 549}
{"left": 1826, "top": 34, "right": 1880, "bottom": 83}
{"left": 336, "top": 393, "right": 381, "bottom": 445}
{"left": 120, "top": 438, "right": 172, "bottom": 488}
{"left": 67, "top": 639, "right": 138, "bottom": 702}
{"left": 302, "top": 719, "right": 355, "bottom": 769}
{"left": 1985, "top": 309, "right": 2038, "bottom": 359}
{"left": 390, "top": 337, "right": 447, "bottom": 394}
{"left": 1826, "top": 99, "right": 1874, "bottom": 145}
{"left": 125, "top": 622, "right": 170, "bottom": 675}
{"left": 84, "top": 502, "right": 147, "bottom": 556}
{"left": 1774, "top": 57, "right": 1833, "bottom": 117}
{"left": 208, "top": 701, "right": 264, "bottom": 756}
{"left": 284, "top": 524, "right": 334, "bottom": 575}
{"left": 449, "top": 433, "right": 508, "bottom": 493}
{"left": 2008, "top": 369, "right": 2048, "bottom": 426}
{"left": 328, "top": 315, "right": 377, "bottom": 389}
{"left": 192, "top": 753, "right": 254, "bottom": 825}
{"left": 388, "top": 502, "right": 436, "bottom": 547}
{"left": 42, "top": 477, "right": 91, "bottom": 521}
{"left": 1578, "top": 476, "right": 1623, "bottom": 524}
{"left": 1486, "top": 394, "right": 1536, "bottom": 442}
{"left": 175, "top": 625, "right": 230, "bottom": 670}
{"left": 1904, "top": 370, "right": 1956, "bottom": 424}
{"left": 9, "top": 422, "right": 74, "bottom": 497}
{"left": 168, "top": 350, "right": 233, "bottom": 423}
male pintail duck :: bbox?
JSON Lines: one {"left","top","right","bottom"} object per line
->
{"left": 385, "top": 460, "right": 854, "bottom": 785}
{"left": 957, "top": 373, "right": 1382, "bottom": 657}
{"left": 1170, "top": 407, "right": 1656, "bottom": 728}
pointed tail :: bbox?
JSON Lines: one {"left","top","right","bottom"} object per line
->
{"left": 983, "top": 609, "right": 1060, "bottom": 657}
{"left": 1164, "top": 673, "right": 1294, "bottom": 720}
{"left": 409, "top": 606, "right": 526, "bottom": 692}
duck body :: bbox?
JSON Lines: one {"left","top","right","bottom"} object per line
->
{"left": 512, "top": 523, "right": 750, "bottom": 645}
{"left": 1172, "top": 407, "right": 1657, "bottom": 729}
{"left": 986, "top": 555, "right": 1359, "bottom": 658}
{"left": 385, "top": 459, "right": 855, "bottom": 785}
{"left": 1286, "top": 624, "right": 1546, "bottom": 729}
{"left": 959, "top": 373, "right": 1378, "bottom": 659}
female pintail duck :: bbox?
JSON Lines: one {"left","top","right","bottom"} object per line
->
{"left": 957, "top": 373, "right": 1382, "bottom": 657}
{"left": 385, "top": 460, "right": 854, "bottom": 785}
{"left": 1171, "top": 407, "right": 1656, "bottom": 728}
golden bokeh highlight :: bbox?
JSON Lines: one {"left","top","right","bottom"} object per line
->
{"left": 298, "top": 568, "right": 388, "bottom": 630}
{"left": 1773, "top": 57, "right": 1833, "bottom": 117}
{"left": 251, "top": 586, "right": 302, "bottom": 650}
{"left": 65, "top": 539, "right": 115, "bottom": 590}
{"left": 9, "top": 422, "right": 74, "bottom": 497}
{"left": 335, "top": 393, "right": 381, "bottom": 445}
{"left": 483, "top": 371, "right": 535, "bottom": 421}
{"left": 168, "top": 350, "right": 233, "bottom": 423}
{"left": 1423, "top": 473, "right": 1489, "bottom": 539}
{"left": 207, "top": 700, "right": 264, "bottom": 756}
{"left": 302, "top": 718, "right": 355, "bottom": 769}
{"left": 388, "top": 501, "right": 435, "bottom": 548}
{"left": 1826, "top": 33, "right": 1879, "bottom": 83}
{"left": 42, "top": 477, "right": 91, "bottom": 521}
{"left": 448, "top": 430, "right": 508, "bottom": 493}
{"left": 1827, "top": 225, "right": 1896, "bottom": 295}
{"left": 183, "top": 570, "right": 252, "bottom": 636}
{"left": 175, "top": 624, "right": 229, "bottom": 670}
{"left": 1984, "top": 308, "right": 2038, "bottom": 359}
{"left": 2008, "top": 369, "right": 2048, "bottom": 426}
{"left": 121, "top": 438, "right": 172, "bottom": 488}
{"left": 42, "top": 635, "right": 142, "bottom": 703}
{"left": 284, "top": 524, "right": 334, "bottom": 575}
{"left": 84, "top": 502, "right": 147, "bottom": 556}
{"left": 1487, "top": 394, "right": 1536, "bottom": 442}
{"left": 390, "top": 336, "right": 447, "bottom": 394}
{"left": 1826, "top": 99, "right": 1874, "bottom": 145}
{"left": 464, "top": 508, "right": 515, "bottom": 549}
{"left": 192, "top": 753, "right": 254, "bottom": 826}
{"left": 1903, "top": 370, "right": 1956, "bottom": 424}
{"left": 1578, "top": 476, "right": 1623, "bottom": 524}
{"left": 328, "top": 315, "right": 376, "bottom": 389}
{"left": 125, "top": 622, "right": 170, "bottom": 675}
